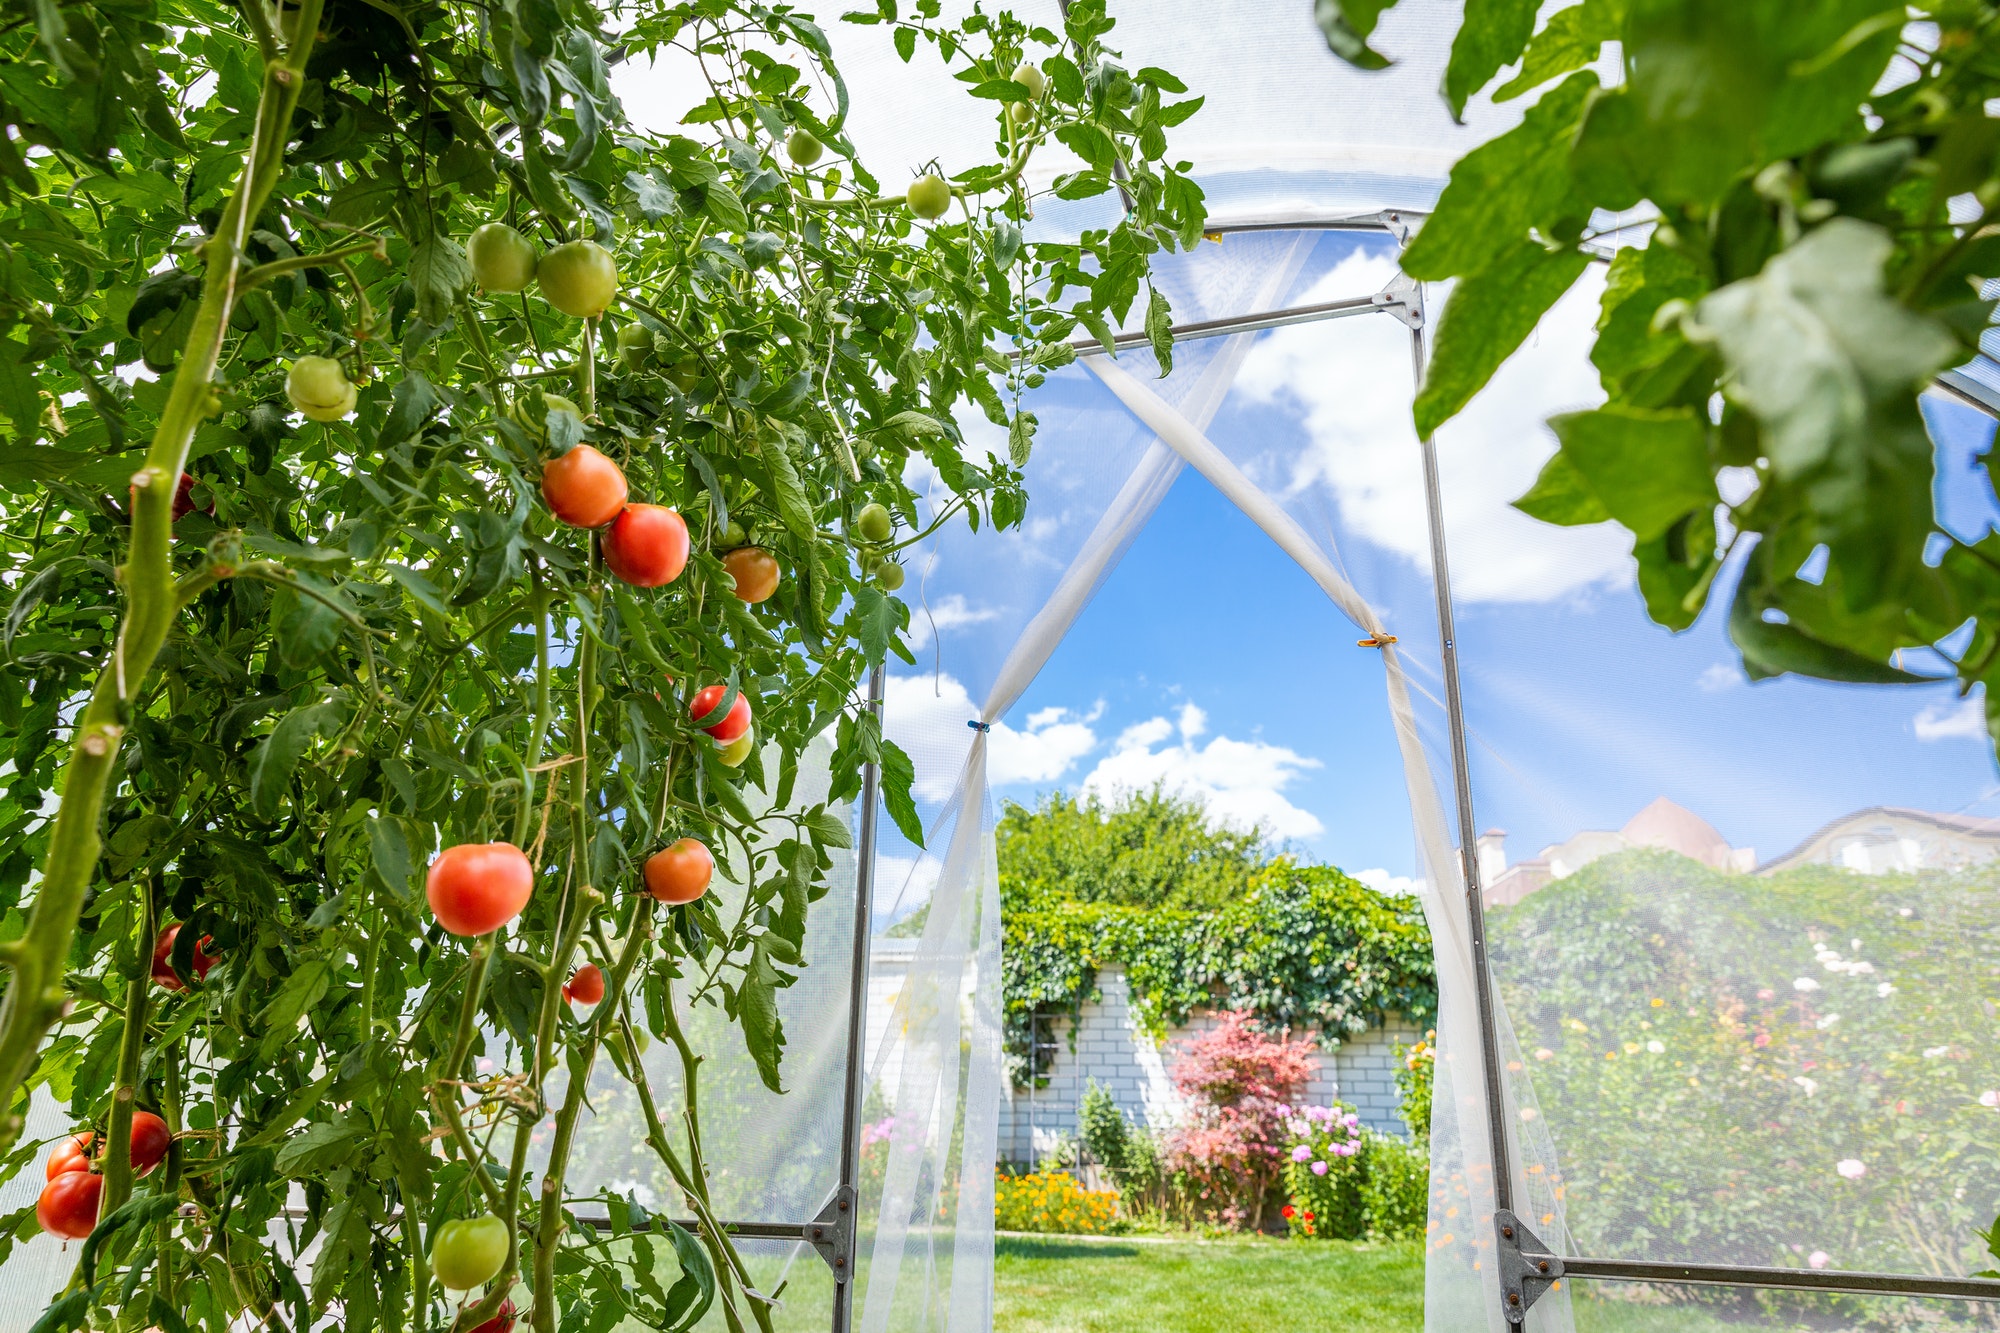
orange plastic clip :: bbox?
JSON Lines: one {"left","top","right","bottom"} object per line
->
{"left": 1357, "top": 634, "right": 1399, "bottom": 648}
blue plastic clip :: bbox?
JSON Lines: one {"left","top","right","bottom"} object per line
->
{"left": 967, "top": 720, "right": 992, "bottom": 733}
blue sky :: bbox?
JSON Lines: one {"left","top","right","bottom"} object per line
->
{"left": 871, "top": 230, "right": 2000, "bottom": 921}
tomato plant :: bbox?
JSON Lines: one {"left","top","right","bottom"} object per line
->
{"left": 0, "top": 0, "right": 1202, "bottom": 1329}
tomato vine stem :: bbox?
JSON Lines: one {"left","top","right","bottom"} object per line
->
{"left": 0, "top": 0, "right": 328, "bottom": 1149}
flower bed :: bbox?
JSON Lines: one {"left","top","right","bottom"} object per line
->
{"left": 995, "top": 1170, "right": 1122, "bottom": 1235}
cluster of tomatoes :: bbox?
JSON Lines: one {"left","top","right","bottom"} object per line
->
{"left": 36, "top": 1111, "right": 173, "bottom": 1240}
{"left": 36, "top": 925, "right": 220, "bottom": 1238}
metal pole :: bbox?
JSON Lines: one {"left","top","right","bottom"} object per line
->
{"left": 1407, "top": 305, "right": 1517, "bottom": 1224}
{"left": 831, "top": 663, "right": 886, "bottom": 1333}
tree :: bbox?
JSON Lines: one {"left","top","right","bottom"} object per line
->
{"left": 0, "top": 1, "right": 1204, "bottom": 1331}
{"left": 996, "top": 785, "right": 1278, "bottom": 914}
{"left": 1318, "top": 0, "right": 2000, "bottom": 751}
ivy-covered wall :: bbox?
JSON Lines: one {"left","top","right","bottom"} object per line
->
{"left": 1001, "top": 864, "right": 1438, "bottom": 1086}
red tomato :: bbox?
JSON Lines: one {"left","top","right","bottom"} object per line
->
{"left": 603, "top": 504, "right": 689, "bottom": 588}
{"left": 720, "top": 547, "right": 780, "bottom": 604}
{"left": 644, "top": 839, "right": 714, "bottom": 904}
{"left": 151, "top": 925, "right": 217, "bottom": 992}
{"left": 688, "top": 685, "right": 751, "bottom": 742}
{"left": 565, "top": 964, "right": 606, "bottom": 1005}
{"left": 469, "top": 1299, "right": 516, "bottom": 1333}
{"left": 129, "top": 1111, "right": 171, "bottom": 1177}
{"left": 426, "top": 843, "right": 535, "bottom": 937}
{"left": 46, "top": 1133, "right": 92, "bottom": 1180}
{"left": 37, "top": 1170, "right": 100, "bottom": 1240}
{"left": 171, "top": 472, "right": 211, "bottom": 522}
{"left": 540, "top": 445, "right": 629, "bottom": 528}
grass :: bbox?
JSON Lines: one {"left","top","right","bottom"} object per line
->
{"left": 993, "top": 1232, "right": 1425, "bottom": 1333}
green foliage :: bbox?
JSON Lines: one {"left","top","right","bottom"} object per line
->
{"left": 1002, "top": 862, "right": 1437, "bottom": 1085}
{"left": 1357, "top": 1132, "right": 1429, "bottom": 1241}
{"left": 0, "top": 0, "right": 1204, "bottom": 1329}
{"left": 1490, "top": 849, "right": 2000, "bottom": 1282}
{"left": 1391, "top": 1029, "right": 1433, "bottom": 1142}
{"left": 1345, "top": 0, "right": 2000, "bottom": 752}
{"left": 997, "top": 785, "right": 1278, "bottom": 915}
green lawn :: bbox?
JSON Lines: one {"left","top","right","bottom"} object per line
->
{"left": 993, "top": 1233, "right": 1425, "bottom": 1333}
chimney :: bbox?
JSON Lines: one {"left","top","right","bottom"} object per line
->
{"left": 1476, "top": 829, "right": 1508, "bottom": 887}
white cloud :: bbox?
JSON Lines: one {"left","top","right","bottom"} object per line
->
{"left": 1232, "top": 254, "right": 1633, "bottom": 604}
{"left": 1355, "top": 868, "right": 1421, "bottom": 897}
{"left": 1080, "top": 705, "right": 1324, "bottom": 839}
{"left": 1915, "top": 694, "right": 1986, "bottom": 742}
{"left": 883, "top": 673, "right": 1102, "bottom": 801}
{"left": 902, "top": 593, "right": 1003, "bottom": 651}
{"left": 1698, "top": 663, "right": 1744, "bottom": 693}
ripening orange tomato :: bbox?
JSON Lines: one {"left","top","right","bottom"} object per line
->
{"left": 603, "top": 504, "right": 690, "bottom": 587}
{"left": 426, "top": 843, "right": 535, "bottom": 937}
{"left": 540, "top": 445, "right": 629, "bottom": 528}
{"left": 721, "top": 547, "right": 780, "bottom": 604}
{"left": 644, "top": 839, "right": 714, "bottom": 904}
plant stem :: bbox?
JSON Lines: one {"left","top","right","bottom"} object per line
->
{"left": 0, "top": 0, "right": 329, "bottom": 1148}
{"left": 433, "top": 936, "right": 505, "bottom": 1213}
{"left": 101, "top": 886, "right": 155, "bottom": 1215}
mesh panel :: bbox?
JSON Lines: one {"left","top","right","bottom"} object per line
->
{"left": 1436, "top": 279, "right": 2000, "bottom": 1279}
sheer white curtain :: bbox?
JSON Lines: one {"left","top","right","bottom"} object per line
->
{"left": 855, "top": 231, "right": 1567, "bottom": 1333}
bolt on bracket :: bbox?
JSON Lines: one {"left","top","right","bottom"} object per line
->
{"left": 1495, "top": 1208, "right": 1565, "bottom": 1324}
{"left": 806, "top": 1185, "right": 857, "bottom": 1282}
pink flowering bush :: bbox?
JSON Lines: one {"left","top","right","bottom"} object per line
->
{"left": 1280, "top": 1103, "right": 1366, "bottom": 1237}
{"left": 1162, "top": 1010, "right": 1318, "bottom": 1229}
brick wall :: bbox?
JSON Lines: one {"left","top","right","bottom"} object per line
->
{"left": 996, "top": 963, "right": 1423, "bottom": 1167}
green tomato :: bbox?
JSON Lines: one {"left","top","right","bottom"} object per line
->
{"left": 466, "top": 223, "right": 539, "bottom": 294}
{"left": 431, "top": 1214, "right": 509, "bottom": 1290}
{"left": 615, "top": 322, "right": 654, "bottom": 371}
{"left": 508, "top": 393, "right": 580, "bottom": 439}
{"left": 1011, "top": 61, "right": 1047, "bottom": 100}
{"left": 1008, "top": 102, "right": 1033, "bottom": 125}
{"left": 286, "top": 356, "right": 355, "bottom": 423}
{"left": 906, "top": 174, "right": 952, "bottom": 221}
{"left": 786, "top": 130, "right": 824, "bottom": 166}
{"left": 537, "top": 240, "right": 619, "bottom": 319}
{"left": 716, "top": 732, "right": 754, "bottom": 768}
{"left": 855, "top": 502, "right": 892, "bottom": 544}
{"left": 716, "top": 518, "right": 749, "bottom": 548}
{"left": 875, "top": 561, "right": 905, "bottom": 592}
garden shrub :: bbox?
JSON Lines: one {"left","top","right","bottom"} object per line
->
{"left": 1003, "top": 863, "right": 1436, "bottom": 1084}
{"left": 994, "top": 1170, "right": 1121, "bottom": 1235}
{"left": 1279, "top": 1104, "right": 1366, "bottom": 1239}
{"left": 1491, "top": 849, "right": 2000, "bottom": 1280}
{"left": 1163, "top": 1011, "right": 1318, "bottom": 1230}
{"left": 1394, "top": 1029, "right": 1435, "bottom": 1141}
{"left": 1275, "top": 1104, "right": 1428, "bottom": 1241}
{"left": 1358, "top": 1132, "right": 1430, "bottom": 1241}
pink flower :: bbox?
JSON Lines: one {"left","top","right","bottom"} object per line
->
{"left": 1292, "top": 1144, "right": 1312, "bottom": 1163}
{"left": 1757, "top": 988, "right": 1776, "bottom": 1000}
{"left": 1338, "top": 1141, "right": 1358, "bottom": 1157}
{"left": 1753, "top": 1032, "right": 1770, "bottom": 1048}
{"left": 1311, "top": 1161, "right": 1329, "bottom": 1176}
{"left": 1835, "top": 1159, "right": 1866, "bottom": 1180}
{"left": 1808, "top": 1251, "right": 1831, "bottom": 1269}
{"left": 1979, "top": 1090, "right": 1999, "bottom": 1109}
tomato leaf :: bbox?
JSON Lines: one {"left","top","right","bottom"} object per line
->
{"left": 247, "top": 702, "right": 341, "bottom": 818}
{"left": 1413, "top": 240, "right": 1590, "bottom": 438}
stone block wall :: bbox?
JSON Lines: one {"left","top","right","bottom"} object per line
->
{"left": 996, "top": 963, "right": 1423, "bottom": 1168}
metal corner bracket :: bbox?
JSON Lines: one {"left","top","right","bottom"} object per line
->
{"left": 1371, "top": 273, "right": 1424, "bottom": 330}
{"left": 807, "top": 1185, "right": 858, "bottom": 1283}
{"left": 1495, "top": 1209, "right": 1565, "bottom": 1323}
